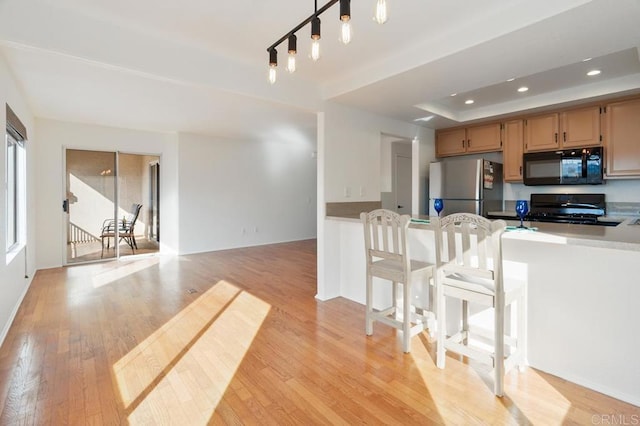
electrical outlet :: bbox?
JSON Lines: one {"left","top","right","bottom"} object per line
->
{"left": 344, "top": 186, "right": 351, "bottom": 198}
{"left": 359, "top": 186, "right": 365, "bottom": 197}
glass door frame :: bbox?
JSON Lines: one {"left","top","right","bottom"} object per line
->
{"left": 63, "top": 148, "right": 162, "bottom": 265}
{"left": 63, "top": 148, "right": 120, "bottom": 265}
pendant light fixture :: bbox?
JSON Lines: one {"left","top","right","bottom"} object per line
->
{"left": 266, "top": 0, "right": 387, "bottom": 83}
{"left": 339, "top": 0, "right": 352, "bottom": 45}
{"left": 287, "top": 34, "right": 297, "bottom": 73}
{"left": 268, "top": 48, "right": 277, "bottom": 84}
{"left": 311, "top": 10, "right": 321, "bottom": 62}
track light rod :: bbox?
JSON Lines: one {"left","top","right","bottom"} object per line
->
{"left": 267, "top": 0, "right": 339, "bottom": 53}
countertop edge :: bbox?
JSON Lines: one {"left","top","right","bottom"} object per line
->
{"left": 326, "top": 215, "right": 640, "bottom": 252}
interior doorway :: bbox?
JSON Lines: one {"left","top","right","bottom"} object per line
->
{"left": 380, "top": 135, "right": 412, "bottom": 213}
{"left": 394, "top": 154, "right": 412, "bottom": 214}
{"left": 64, "top": 149, "right": 161, "bottom": 264}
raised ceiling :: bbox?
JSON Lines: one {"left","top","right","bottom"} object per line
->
{"left": 1, "top": 0, "right": 639, "bottom": 139}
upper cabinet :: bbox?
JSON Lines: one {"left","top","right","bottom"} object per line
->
{"left": 503, "top": 120, "right": 524, "bottom": 182}
{"left": 524, "top": 106, "right": 601, "bottom": 152}
{"left": 436, "top": 128, "right": 466, "bottom": 157}
{"left": 466, "top": 123, "right": 502, "bottom": 153}
{"left": 561, "top": 106, "right": 601, "bottom": 148}
{"left": 604, "top": 97, "right": 640, "bottom": 177}
{"left": 436, "top": 123, "right": 501, "bottom": 157}
{"left": 524, "top": 113, "right": 559, "bottom": 152}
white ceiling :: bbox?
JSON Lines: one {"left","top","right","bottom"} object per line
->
{"left": 1, "top": 0, "right": 639, "bottom": 139}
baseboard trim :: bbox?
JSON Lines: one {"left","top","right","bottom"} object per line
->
{"left": 0, "top": 275, "right": 33, "bottom": 348}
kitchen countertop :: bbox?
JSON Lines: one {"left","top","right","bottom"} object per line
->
{"left": 326, "top": 213, "right": 640, "bottom": 252}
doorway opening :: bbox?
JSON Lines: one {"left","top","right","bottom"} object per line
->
{"left": 380, "top": 135, "right": 412, "bottom": 214}
{"left": 64, "top": 149, "right": 161, "bottom": 264}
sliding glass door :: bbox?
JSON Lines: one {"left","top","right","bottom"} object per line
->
{"left": 64, "top": 149, "right": 160, "bottom": 264}
{"left": 65, "top": 149, "right": 117, "bottom": 262}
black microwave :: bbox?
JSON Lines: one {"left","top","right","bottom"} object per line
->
{"left": 523, "top": 147, "right": 604, "bottom": 186}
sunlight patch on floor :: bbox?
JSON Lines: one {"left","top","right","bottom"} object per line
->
{"left": 92, "top": 256, "right": 160, "bottom": 288}
{"left": 113, "top": 280, "right": 270, "bottom": 424}
{"left": 506, "top": 368, "right": 573, "bottom": 424}
{"left": 410, "top": 341, "right": 571, "bottom": 424}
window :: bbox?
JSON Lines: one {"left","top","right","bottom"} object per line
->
{"left": 5, "top": 104, "right": 27, "bottom": 254}
{"left": 6, "top": 133, "right": 18, "bottom": 250}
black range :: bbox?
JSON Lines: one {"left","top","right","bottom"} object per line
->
{"left": 526, "top": 193, "right": 619, "bottom": 226}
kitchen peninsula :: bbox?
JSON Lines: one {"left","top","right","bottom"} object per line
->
{"left": 322, "top": 214, "right": 640, "bottom": 407}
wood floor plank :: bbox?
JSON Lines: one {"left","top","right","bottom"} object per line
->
{"left": 1, "top": 239, "right": 639, "bottom": 424}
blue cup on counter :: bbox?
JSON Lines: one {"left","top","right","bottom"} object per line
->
{"left": 434, "top": 198, "right": 443, "bottom": 216}
{"left": 515, "top": 199, "right": 529, "bottom": 228}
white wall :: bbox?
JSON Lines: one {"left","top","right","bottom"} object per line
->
{"left": 0, "top": 53, "right": 37, "bottom": 345}
{"left": 177, "top": 132, "right": 317, "bottom": 254}
{"left": 35, "top": 119, "right": 179, "bottom": 268}
{"left": 318, "top": 102, "right": 433, "bottom": 300}
{"left": 323, "top": 102, "right": 432, "bottom": 202}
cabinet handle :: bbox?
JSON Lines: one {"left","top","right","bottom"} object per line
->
{"left": 555, "top": 133, "right": 558, "bottom": 143}
{"left": 563, "top": 131, "right": 566, "bottom": 142}
{"left": 519, "top": 166, "right": 522, "bottom": 176}
{"left": 462, "top": 140, "right": 465, "bottom": 148}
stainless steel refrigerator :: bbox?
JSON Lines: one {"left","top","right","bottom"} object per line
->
{"left": 428, "top": 158, "right": 503, "bottom": 217}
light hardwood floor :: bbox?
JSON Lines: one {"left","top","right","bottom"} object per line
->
{"left": 1, "top": 239, "right": 638, "bottom": 424}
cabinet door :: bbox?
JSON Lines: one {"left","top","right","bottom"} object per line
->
{"left": 503, "top": 120, "right": 524, "bottom": 182}
{"left": 466, "top": 123, "right": 502, "bottom": 153}
{"left": 561, "top": 106, "right": 601, "bottom": 148}
{"left": 524, "top": 113, "right": 559, "bottom": 152}
{"left": 605, "top": 98, "right": 640, "bottom": 177}
{"left": 436, "top": 128, "right": 466, "bottom": 157}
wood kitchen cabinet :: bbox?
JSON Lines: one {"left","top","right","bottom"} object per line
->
{"left": 435, "top": 127, "right": 466, "bottom": 157}
{"left": 466, "top": 123, "right": 502, "bottom": 153}
{"left": 561, "top": 106, "right": 601, "bottom": 148}
{"left": 436, "top": 123, "right": 501, "bottom": 157}
{"left": 604, "top": 97, "right": 640, "bottom": 177}
{"left": 524, "top": 113, "right": 559, "bottom": 152}
{"left": 503, "top": 119, "right": 524, "bottom": 182}
{"left": 524, "top": 106, "right": 601, "bottom": 152}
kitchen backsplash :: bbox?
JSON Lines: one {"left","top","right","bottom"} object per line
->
{"left": 606, "top": 202, "right": 640, "bottom": 217}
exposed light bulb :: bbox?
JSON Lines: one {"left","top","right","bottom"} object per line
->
{"left": 311, "top": 40, "right": 321, "bottom": 61}
{"left": 268, "top": 47, "right": 277, "bottom": 84}
{"left": 340, "top": 21, "right": 352, "bottom": 44}
{"left": 268, "top": 67, "right": 277, "bottom": 84}
{"left": 339, "top": 0, "right": 351, "bottom": 44}
{"left": 287, "top": 34, "right": 297, "bottom": 73}
{"left": 375, "top": 0, "right": 388, "bottom": 24}
{"left": 287, "top": 54, "right": 296, "bottom": 73}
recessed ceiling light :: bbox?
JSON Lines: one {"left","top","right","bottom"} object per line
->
{"left": 517, "top": 86, "right": 529, "bottom": 92}
{"left": 582, "top": 57, "right": 593, "bottom": 62}
{"left": 587, "top": 69, "right": 601, "bottom": 76}
{"left": 465, "top": 99, "right": 474, "bottom": 105}
{"left": 506, "top": 78, "right": 515, "bottom": 82}
{"left": 450, "top": 93, "right": 457, "bottom": 97}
